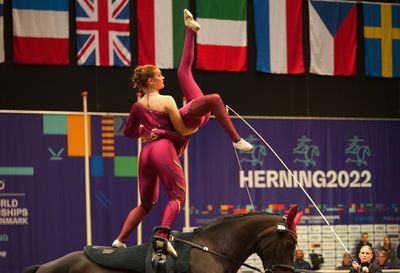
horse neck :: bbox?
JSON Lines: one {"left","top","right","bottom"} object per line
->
{"left": 197, "top": 214, "right": 281, "bottom": 260}
{"left": 243, "top": 215, "right": 282, "bottom": 252}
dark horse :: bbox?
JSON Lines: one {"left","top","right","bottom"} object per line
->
{"left": 23, "top": 206, "right": 303, "bottom": 273}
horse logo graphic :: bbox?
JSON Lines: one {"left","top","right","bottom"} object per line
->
{"left": 48, "top": 147, "right": 64, "bottom": 160}
{"left": 114, "top": 117, "right": 126, "bottom": 136}
{"left": 293, "top": 136, "right": 320, "bottom": 166}
{"left": 239, "top": 135, "right": 267, "bottom": 167}
{"left": 345, "top": 136, "right": 371, "bottom": 166}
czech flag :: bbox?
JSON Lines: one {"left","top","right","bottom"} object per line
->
{"left": 309, "top": 0, "right": 357, "bottom": 76}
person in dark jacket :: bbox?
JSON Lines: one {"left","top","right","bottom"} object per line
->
{"left": 397, "top": 241, "right": 400, "bottom": 268}
{"left": 350, "top": 246, "right": 382, "bottom": 273}
{"left": 379, "top": 237, "right": 397, "bottom": 266}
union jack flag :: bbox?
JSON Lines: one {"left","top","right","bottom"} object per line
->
{"left": 76, "top": 0, "right": 131, "bottom": 66}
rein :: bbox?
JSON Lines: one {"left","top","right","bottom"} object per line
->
{"left": 171, "top": 223, "right": 296, "bottom": 273}
{"left": 172, "top": 235, "right": 265, "bottom": 272}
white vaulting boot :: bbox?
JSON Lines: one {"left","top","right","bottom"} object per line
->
{"left": 184, "top": 9, "right": 200, "bottom": 32}
{"left": 233, "top": 138, "right": 253, "bottom": 152}
{"left": 112, "top": 239, "right": 127, "bottom": 248}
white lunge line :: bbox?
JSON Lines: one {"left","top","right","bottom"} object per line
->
{"left": 227, "top": 105, "right": 353, "bottom": 259}
{"left": 82, "top": 91, "right": 92, "bottom": 246}
{"left": 233, "top": 146, "right": 256, "bottom": 212}
{"left": 228, "top": 105, "right": 256, "bottom": 213}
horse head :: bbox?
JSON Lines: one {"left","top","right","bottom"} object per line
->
{"left": 256, "top": 205, "right": 303, "bottom": 273}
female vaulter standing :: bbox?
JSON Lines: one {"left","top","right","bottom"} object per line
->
{"left": 112, "top": 10, "right": 252, "bottom": 256}
{"left": 112, "top": 65, "right": 192, "bottom": 257}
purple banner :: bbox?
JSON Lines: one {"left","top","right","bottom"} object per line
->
{"left": 0, "top": 113, "right": 174, "bottom": 273}
{"left": 0, "top": 113, "right": 399, "bottom": 272}
{"left": 188, "top": 118, "right": 400, "bottom": 226}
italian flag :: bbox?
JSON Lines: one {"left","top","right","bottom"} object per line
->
{"left": 196, "top": 0, "right": 247, "bottom": 72}
{"left": 137, "top": 0, "right": 188, "bottom": 69}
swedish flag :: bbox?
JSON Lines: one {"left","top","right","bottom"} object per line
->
{"left": 363, "top": 3, "right": 400, "bottom": 78}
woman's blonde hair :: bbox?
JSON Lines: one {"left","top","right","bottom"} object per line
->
{"left": 131, "top": 65, "right": 158, "bottom": 90}
{"left": 359, "top": 245, "right": 373, "bottom": 254}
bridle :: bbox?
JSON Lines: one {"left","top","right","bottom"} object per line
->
{"left": 171, "top": 220, "right": 297, "bottom": 273}
{"left": 257, "top": 222, "right": 297, "bottom": 273}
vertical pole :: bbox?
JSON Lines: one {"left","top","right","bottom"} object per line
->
{"left": 136, "top": 92, "right": 143, "bottom": 245}
{"left": 81, "top": 91, "right": 92, "bottom": 245}
{"left": 183, "top": 97, "right": 191, "bottom": 231}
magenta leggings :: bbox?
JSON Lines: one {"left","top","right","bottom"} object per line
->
{"left": 178, "top": 28, "right": 241, "bottom": 142}
{"left": 116, "top": 139, "right": 185, "bottom": 242}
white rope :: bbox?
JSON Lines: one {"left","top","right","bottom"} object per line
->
{"left": 233, "top": 145, "right": 256, "bottom": 212}
{"left": 227, "top": 105, "right": 354, "bottom": 260}
{"left": 228, "top": 105, "right": 256, "bottom": 212}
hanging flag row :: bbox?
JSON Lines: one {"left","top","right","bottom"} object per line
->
{"left": 4, "top": 0, "right": 400, "bottom": 78}
{"left": 254, "top": 0, "right": 399, "bottom": 78}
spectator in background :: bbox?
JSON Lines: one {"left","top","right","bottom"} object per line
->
{"left": 375, "top": 250, "right": 393, "bottom": 269}
{"left": 350, "top": 245, "right": 382, "bottom": 273}
{"left": 379, "top": 236, "right": 397, "bottom": 266}
{"left": 293, "top": 249, "right": 312, "bottom": 271}
{"left": 336, "top": 252, "right": 353, "bottom": 270}
{"left": 397, "top": 240, "right": 400, "bottom": 268}
{"left": 355, "top": 233, "right": 374, "bottom": 263}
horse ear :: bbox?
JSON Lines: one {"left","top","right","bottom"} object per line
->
{"left": 293, "top": 211, "right": 304, "bottom": 232}
{"left": 286, "top": 205, "right": 304, "bottom": 233}
{"left": 285, "top": 205, "right": 298, "bottom": 228}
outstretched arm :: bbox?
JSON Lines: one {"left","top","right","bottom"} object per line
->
{"left": 123, "top": 104, "right": 146, "bottom": 139}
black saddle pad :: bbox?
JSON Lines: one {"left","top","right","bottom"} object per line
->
{"left": 84, "top": 231, "right": 194, "bottom": 273}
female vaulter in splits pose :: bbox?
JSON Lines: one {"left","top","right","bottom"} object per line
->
{"left": 112, "top": 10, "right": 253, "bottom": 256}
{"left": 174, "top": 10, "right": 253, "bottom": 152}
